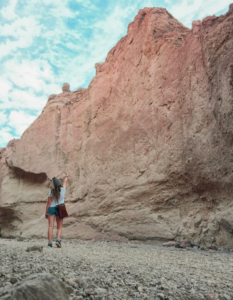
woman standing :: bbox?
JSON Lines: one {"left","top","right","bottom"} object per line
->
{"left": 45, "top": 173, "right": 69, "bottom": 248}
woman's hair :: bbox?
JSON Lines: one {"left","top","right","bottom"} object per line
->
{"left": 51, "top": 177, "right": 61, "bottom": 201}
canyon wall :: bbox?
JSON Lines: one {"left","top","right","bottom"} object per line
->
{"left": 1, "top": 5, "right": 233, "bottom": 246}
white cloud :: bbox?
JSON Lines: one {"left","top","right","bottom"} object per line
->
{"left": 6, "top": 90, "right": 47, "bottom": 111}
{"left": 0, "top": 59, "right": 61, "bottom": 112}
{"left": 0, "top": 79, "right": 12, "bottom": 102}
{"left": 0, "top": 127, "right": 16, "bottom": 147}
{"left": 8, "top": 111, "right": 37, "bottom": 135}
{"left": 0, "top": 112, "right": 8, "bottom": 126}
{"left": 0, "top": 0, "right": 18, "bottom": 20}
{"left": 3, "top": 59, "right": 58, "bottom": 92}
{"left": 169, "top": 0, "right": 232, "bottom": 27}
{"left": 0, "top": 16, "right": 42, "bottom": 60}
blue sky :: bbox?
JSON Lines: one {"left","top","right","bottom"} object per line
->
{"left": 0, "top": 0, "right": 232, "bottom": 147}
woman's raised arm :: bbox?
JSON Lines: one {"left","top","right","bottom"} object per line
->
{"left": 63, "top": 173, "right": 69, "bottom": 188}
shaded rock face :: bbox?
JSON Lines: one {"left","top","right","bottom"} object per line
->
{"left": 1, "top": 6, "right": 233, "bottom": 246}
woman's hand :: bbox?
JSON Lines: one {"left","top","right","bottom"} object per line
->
{"left": 63, "top": 173, "right": 69, "bottom": 187}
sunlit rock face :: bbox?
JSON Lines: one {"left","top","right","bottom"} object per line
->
{"left": 1, "top": 5, "right": 233, "bottom": 246}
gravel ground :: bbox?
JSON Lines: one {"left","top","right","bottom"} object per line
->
{"left": 0, "top": 238, "right": 233, "bottom": 300}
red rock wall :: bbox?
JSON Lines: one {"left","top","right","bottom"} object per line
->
{"left": 0, "top": 5, "right": 233, "bottom": 246}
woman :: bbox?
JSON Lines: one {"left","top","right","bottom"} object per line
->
{"left": 45, "top": 173, "right": 69, "bottom": 248}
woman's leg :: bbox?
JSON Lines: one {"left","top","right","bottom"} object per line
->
{"left": 56, "top": 217, "right": 63, "bottom": 240}
{"left": 48, "top": 215, "right": 55, "bottom": 242}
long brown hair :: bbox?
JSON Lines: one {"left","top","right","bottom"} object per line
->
{"left": 51, "top": 178, "right": 61, "bottom": 201}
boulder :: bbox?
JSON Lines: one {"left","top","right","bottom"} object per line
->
{"left": 0, "top": 273, "right": 69, "bottom": 300}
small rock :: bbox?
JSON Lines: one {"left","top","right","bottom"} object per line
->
{"left": 223, "top": 294, "right": 231, "bottom": 300}
{"left": 223, "top": 247, "right": 230, "bottom": 253}
{"left": 127, "top": 290, "right": 134, "bottom": 296}
{"left": 157, "top": 293, "right": 165, "bottom": 299}
{"left": 164, "top": 241, "right": 177, "bottom": 247}
{"left": 95, "top": 287, "right": 107, "bottom": 295}
{"left": 186, "top": 247, "right": 193, "bottom": 251}
{"left": 175, "top": 243, "right": 184, "bottom": 248}
{"left": 190, "top": 243, "right": 200, "bottom": 248}
{"left": 207, "top": 245, "right": 217, "bottom": 251}
{"left": 17, "top": 236, "right": 27, "bottom": 242}
{"left": 65, "top": 284, "right": 75, "bottom": 295}
{"left": 84, "top": 288, "right": 95, "bottom": 295}
{"left": 137, "top": 286, "right": 143, "bottom": 292}
{"left": 26, "top": 245, "right": 43, "bottom": 252}
{"left": 9, "top": 277, "right": 18, "bottom": 284}
{"left": 68, "top": 280, "right": 77, "bottom": 289}
{"left": 181, "top": 240, "right": 191, "bottom": 247}
{"left": 204, "top": 295, "right": 214, "bottom": 300}
{"left": 76, "top": 278, "right": 88, "bottom": 289}
{"left": 194, "top": 215, "right": 202, "bottom": 227}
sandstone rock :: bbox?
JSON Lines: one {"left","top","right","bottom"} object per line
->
{"left": 95, "top": 63, "right": 104, "bottom": 74}
{"left": 0, "top": 273, "right": 69, "bottom": 300}
{"left": 0, "top": 148, "right": 5, "bottom": 158}
{"left": 6, "top": 139, "right": 18, "bottom": 148}
{"left": 48, "top": 94, "right": 56, "bottom": 101}
{"left": 76, "top": 87, "right": 86, "bottom": 92}
{"left": 62, "top": 83, "right": 70, "bottom": 92}
{"left": 1, "top": 6, "right": 233, "bottom": 246}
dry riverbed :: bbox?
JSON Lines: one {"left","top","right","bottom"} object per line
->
{"left": 0, "top": 238, "right": 233, "bottom": 300}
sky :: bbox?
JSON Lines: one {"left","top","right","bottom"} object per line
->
{"left": 0, "top": 0, "right": 232, "bottom": 147}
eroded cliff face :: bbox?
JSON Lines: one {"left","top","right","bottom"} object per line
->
{"left": 1, "top": 5, "right": 233, "bottom": 246}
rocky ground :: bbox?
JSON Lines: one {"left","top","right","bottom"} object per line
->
{"left": 0, "top": 238, "right": 233, "bottom": 300}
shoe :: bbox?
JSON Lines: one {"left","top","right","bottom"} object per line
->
{"left": 48, "top": 242, "right": 53, "bottom": 247}
{"left": 56, "top": 239, "right": 61, "bottom": 248}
